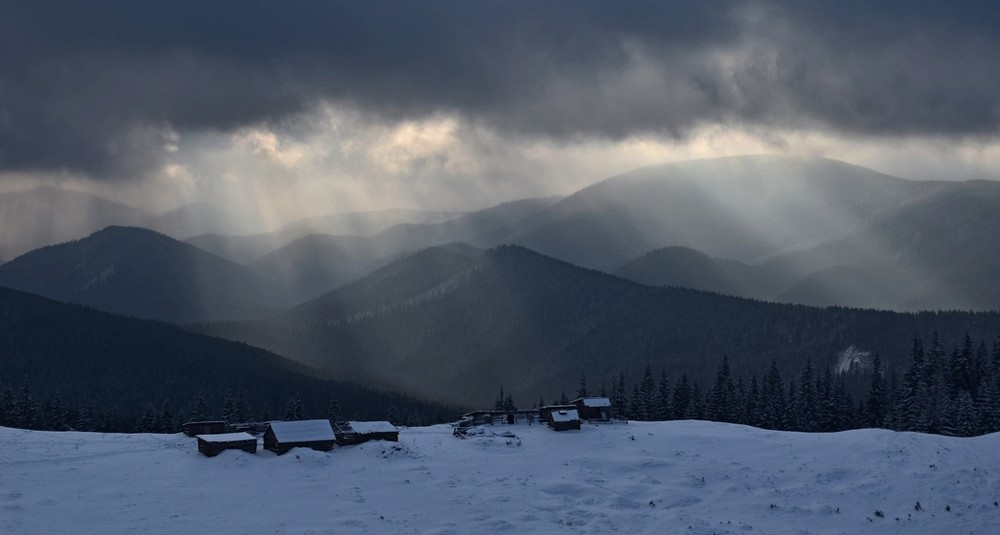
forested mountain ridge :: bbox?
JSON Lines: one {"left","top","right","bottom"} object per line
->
{"left": 0, "top": 286, "right": 456, "bottom": 431}
{"left": 0, "top": 186, "right": 148, "bottom": 262}
{"left": 0, "top": 226, "right": 295, "bottom": 323}
{"left": 199, "top": 244, "right": 1000, "bottom": 408}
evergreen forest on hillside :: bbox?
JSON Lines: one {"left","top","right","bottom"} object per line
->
{"left": 523, "top": 333, "right": 1000, "bottom": 438}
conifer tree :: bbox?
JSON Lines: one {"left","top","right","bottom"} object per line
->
{"left": 577, "top": 374, "right": 589, "bottom": 399}
{"left": 671, "top": 374, "right": 691, "bottom": 420}
{"left": 503, "top": 393, "right": 516, "bottom": 413}
{"left": 223, "top": 390, "right": 236, "bottom": 424}
{"left": 13, "top": 378, "right": 37, "bottom": 429}
{"left": 745, "top": 375, "right": 761, "bottom": 427}
{"left": 762, "top": 359, "right": 785, "bottom": 430}
{"left": 707, "top": 356, "right": 736, "bottom": 423}
{"left": 74, "top": 400, "right": 95, "bottom": 432}
{"left": 192, "top": 393, "right": 209, "bottom": 422}
{"left": 796, "top": 359, "right": 818, "bottom": 432}
{"left": 284, "top": 393, "right": 303, "bottom": 421}
{"left": 138, "top": 405, "right": 157, "bottom": 433}
{"left": 639, "top": 364, "right": 655, "bottom": 421}
{"left": 629, "top": 385, "right": 642, "bottom": 420}
{"left": 613, "top": 373, "right": 628, "bottom": 420}
{"left": 328, "top": 399, "right": 341, "bottom": 423}
{"left": 158, "top": 400, "right": 174, "bottom": 433}
{"left": 655, "top": 372, "right": 670, "bottom": 421}
{"left": 235, "top": 390, "right": 249, "bottom": 423}
{"left": 0, "top": 382, "right": 11, "bottom": 427}
{"left": 864, "top": 354, "right": 887, "bottom": 428}
{"left": 901, "top": 337, "right": 927, "bottom": 431}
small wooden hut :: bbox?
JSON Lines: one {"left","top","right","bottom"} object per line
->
{"left": 538, "top": 405, "right": 577, "bottom": 423}
{"left": 196, "top": 432, "right": 257, "bottom": 457}
{"left": 263, "top": 420, "right": 337, "bottom": 454}
{"left": 182, "top": 420, "right": 226, "bottom": 437}
{"left": 462, "top": 411, "right": 495, "bottom": 425}
{"left": 547, "top": 409, "right": 581, "bottom": 431}
{"left": 341, "top": 421, "right": 399, "bottom": 445}
{"left": 572, "top": 397, "right": 612, "bottom": 421}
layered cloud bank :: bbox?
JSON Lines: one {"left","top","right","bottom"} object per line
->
{"left": 2, "top": 1, "right": 1000, "bottom": 219}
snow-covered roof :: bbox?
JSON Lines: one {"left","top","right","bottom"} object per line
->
{"left": 268, "top": 420, "right": 336, "bottom": 442}
{"left": 196, "top": 432, "right": 256, "bottom": 443}
{"left": 550, "top": 409, "right": 579, "bottom": 422}
{"left": 574, "top": 397, "right": 611, "bottom": 407}
{"left": 348, "top": 421, "right": 398, "bottom": 434}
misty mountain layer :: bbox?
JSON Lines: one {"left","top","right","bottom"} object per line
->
{"left": 199, "top": 245, "right": 1000, "bottom": 407}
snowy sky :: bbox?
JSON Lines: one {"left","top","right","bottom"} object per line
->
{"left": 3, "top": 1, "right": 1000, "bottom": 217}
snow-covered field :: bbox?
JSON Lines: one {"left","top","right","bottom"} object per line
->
{"left": 2, "top": 421, "right": 999, "bottom": 534}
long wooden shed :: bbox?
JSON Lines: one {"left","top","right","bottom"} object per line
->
{"left": 572, "top": 397, "right": 613, "bottom": 421}
{"left": 196, "top": 432, "right": 257, "bottom": 456}
{"left": 263, "top": 420, "right": 337, "bottom": 454}
{"left": 183, "top": 420, "right": 226, "bottom": 437}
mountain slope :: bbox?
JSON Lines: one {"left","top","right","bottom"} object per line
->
{"left": 200, "top": 245, "right": 1000, "bottom": 407}
{"left": 0, "top": 186, "right": 149, "bottom": 261}
{"left": 498, "top": 155, "right": 944, "bottom": 269}
{"left": 188, "top": 197, "right": 560, "bottom": 301}
{"left": 0, "top": 286, "right": 454, "bottom": 427}
{"left": 614, "top": 246, "right": 782, "bottom": 298}
{"left": 0, "top": 226, "right": 294, "bottom": 323}
{"left": 249, "top": 234, "right": 384, "bottom": 302}
{"left": 769, "top": 180, "right": 1000, "bottom": 311}
{"left": 186, "top": 208, "right": 467, "bottom": 264}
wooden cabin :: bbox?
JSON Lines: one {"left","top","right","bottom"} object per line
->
{"left": 263, "top": 420, "right": 337, "bottom": 454}
{"left": 344, "top": 421, "right": 399, "bottom": 444}
{"left": 538, "top": 405, "right": 577, "bottom": 423}
{"left": 547, "top": 409, "right": 581, "bottom": 431}
{"left": 196, "top": 432, "right": 257, "bottom": 457}
{"left": 462, "top": 411, "right": 495, "bottom": 425}
{"left": 182, "top": 420, "right": 226, "bottom": 437}
{"left": 572, "top": 397, "right": 612, "bottom": 421}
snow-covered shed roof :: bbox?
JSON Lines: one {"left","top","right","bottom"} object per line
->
{"left": 348, "top": 421, "right": 398, "bottom": 434}
{"left": 268, "top": 420, "right": 336, "bottom": 442}
{"left": 550, "top": 409, "right": 580, "bottom": 422}
{"left": 573, "top": 397, "right": 611, "bottom": 407}
{"left": 196, "top": 432, "right": 256, "bottom": 443}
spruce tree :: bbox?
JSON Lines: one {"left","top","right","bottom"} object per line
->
{"left": 672, "top": 374, "right": 691, "bottom": 420}
{"left": 13, "top": 378, "right": 38, "bottom": 429}
{"left": 655, "top": 372, "right": 670, "bottom": 421}
{"left": 762, "top": 359, "right": 785, "bottom": 430}
{"left": 328, "top": 399, "right": 342, "bottom": 423}
{"left": 0, "top": 383, "right": 11, "bottom": 427}
{"left": 223, "top": 390, "right": 236, "bottom": 424}
{"left": 235, "top": 390, "right": 249, "bottom": 423}
{"left": 707, "top": 356, "right": 736, "bottom": 423}
{"left": 629, "top": 385, "right": 642, "bottom": 420}
{"left": 577, "top": 374, "right": 589, "bottom": 399}
{"left": 639, "top": 364, "right": 655, "bottom": 421}
{"left": 796, "top": 359, "right": 818, "bottom": 432}
{"left": 901, "top": 337, "right": 926, "bottom": 432}
{"left": 864, "top": 354, "right": 887, "bottom": 428}
{"left": 192, "top": 393, "right": 209, "bottom": 422}
{"left": 745, "top": 375, "right": 761, "bottom": 427}
{"left": 613, "top": 373, "right": 628, "bottom": 420}
{"left": 138, "top": 405, "right": 157, "bottom": 433}
{"left": 159, "top": 400, "right": 174, "bottom": 433}
{"left": 74, "top": 401, "right": 95, "bottom": 432}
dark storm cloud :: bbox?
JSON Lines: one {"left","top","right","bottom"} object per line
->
{"left": 1, "top": 0, "right": 999, "bottom": 177}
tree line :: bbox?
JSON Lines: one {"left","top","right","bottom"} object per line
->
{"left": 0, "top": 381, "right": 453, "bottom": 434}
{"left": 527, "top": 333, "right": 1000, "bottom": 438}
